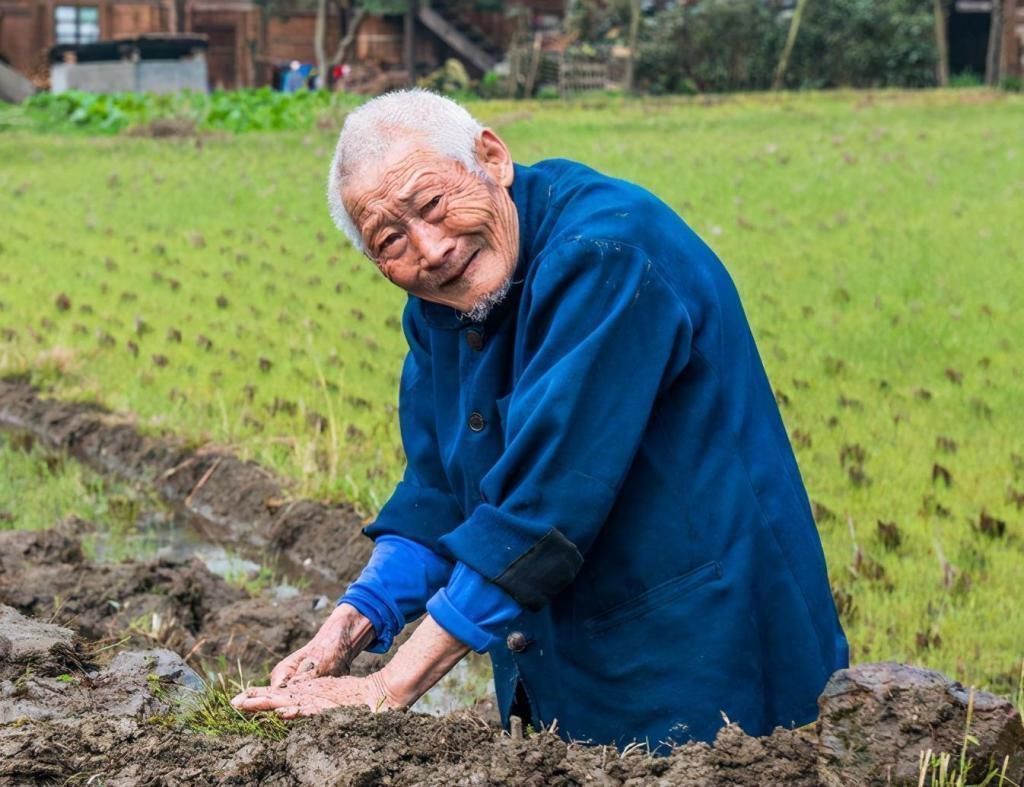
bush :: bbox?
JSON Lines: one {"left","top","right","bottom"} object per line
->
{"left": 949, "top": 71, "right": 985, "bottom": 88}
{"left": 637, "top": 0, "right": 782, "bottom": 94}
{"left": 19, "top": 87, "right": 361, "bottom": 135}
{"left": 783, "top": 0, "right": 936, "bottom": 89}
{"left": 635, "top": 0, "right": 938, "bottom": 94}
{"left": 1001, "top": 75, "right": 1024, "bottom": 92}
{"left": 417, "top": 58, "right": 473, "bottom": 95}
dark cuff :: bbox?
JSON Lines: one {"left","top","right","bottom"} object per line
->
{"left": 437, "top": 504, "right": 584, "bottom": 611}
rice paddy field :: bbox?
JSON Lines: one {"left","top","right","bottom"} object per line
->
{"left": 1, "top": 88, "right": 1022, "bottom": 699}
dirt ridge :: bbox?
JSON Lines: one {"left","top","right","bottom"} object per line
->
{"left": 3, "top": 379, "right": 1023, "bottom": 785}
{"left": 0, "top": 377, "right": 372, "bottom": 592}
{"left": 3, "top": 605, "right": 1021, "bottom": 786}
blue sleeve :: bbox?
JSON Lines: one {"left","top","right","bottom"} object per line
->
{"left": 436, "top": 241, "right": 693, "bottom": 610}
{"left": 426, "top": 563, "right": 523, "bottom": 653}
{"left": 338, "top": 534, "right": 452, "bottom": 653}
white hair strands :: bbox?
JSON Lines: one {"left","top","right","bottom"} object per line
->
{"left": 326, "top": 89, "right": 486, "bottom": 254}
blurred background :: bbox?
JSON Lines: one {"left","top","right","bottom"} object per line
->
{"left": 0, "top": 0, "right": 1021, "bottom": 105}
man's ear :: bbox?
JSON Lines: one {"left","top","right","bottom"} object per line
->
{"left": 475, "top": 128, "right": 514, "bottom": 187}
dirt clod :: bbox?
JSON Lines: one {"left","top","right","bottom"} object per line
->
{"left": 817, "top": 662, "right": 1024, "bottom": 786}
{"left": 0, "top": 606, "right": 80, "bottom": 682}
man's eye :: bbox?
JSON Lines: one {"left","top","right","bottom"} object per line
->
{"left": 379, "top": 232, "right": 403, "bottom": 254}
{"left": 423, "top": 195, "right": 442, "bottom": 213}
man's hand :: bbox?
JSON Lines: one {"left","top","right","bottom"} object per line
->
{"left": 267, "top": 603, "right": 376, "bottom": 689}
{"left": 232, "top": 615, "right": 469, "bottom": 717}
{"left": 230, "top": 674, "right": 399, "bottom": 718}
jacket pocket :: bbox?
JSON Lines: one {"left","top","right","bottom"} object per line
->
{"left": 583, "top": 560, "right": 722, "bottom": 636}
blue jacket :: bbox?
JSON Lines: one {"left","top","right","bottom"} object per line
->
{"left": 353, "top": 158, "right": 849, "bottom": 749}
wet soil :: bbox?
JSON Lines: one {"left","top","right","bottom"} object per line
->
{"left": 0, "top": 525, "right": 391, "bottom": 679}
{"left": 4, "top": 603, "right": 1021, "bottom": 786}
{"left": 1, "top": 604, "right": 825, "bottom": 787}
{"left": 0, "top": 377, "right": 373, "bottom": 594}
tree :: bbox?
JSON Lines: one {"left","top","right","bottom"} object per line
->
{"left": 314, "top": 0, "right": 372, "bottom": 90}
{"left": 773, "top": 0, "right": 809, "bottom": 90}
{"left": 624, "top": 0, "right": 641, "bottom": 92}
{"left": 932, "top": 0, "right": 949, "bottom": 86}
{"left": 985, "top": 0, "right": 1003, "bottom": 85}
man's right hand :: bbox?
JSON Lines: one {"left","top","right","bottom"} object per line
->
{"left": 269, "top": 602, "right": 377, "bottom": 688}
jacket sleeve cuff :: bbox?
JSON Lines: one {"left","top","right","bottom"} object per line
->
{"left": 426, "top": 589, "right": 498, "bottom": 654}
{"left": 363, "top": 480, "right": 465, "bottom": 549}
{"left": 437, "top": 504, "right": 584, "bottom": 611}
{"left": 337, "top": 584, "right": 403, "bottom": 654}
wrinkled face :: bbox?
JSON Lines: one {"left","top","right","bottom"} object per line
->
{"left": 341, "top": 133, "right": 519, "bottom": 315}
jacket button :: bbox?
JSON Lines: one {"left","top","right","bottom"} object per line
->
{"left": 468, "top": 412, "right": 485, "bottom": 432}
{"left": 506, "top": 631, "right": 529, "bottom": 653}
{"left": 465, "top": 329, "right": 484, "bottom": 351}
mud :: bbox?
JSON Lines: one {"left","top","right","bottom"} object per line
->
{"left": 0, "top": 526, "right": 398, "bottom": 678}
{"left": 0, "top": 605, "right": 822, "bottom": 787}
{"left": 3, "top": 604, "right": 1021, "bottom": 786}
{"left": 0, "top": 378, "right": 372, "bottom": 593}
{"left": 817, "top": 662, "right": 1024, "bottom": 786}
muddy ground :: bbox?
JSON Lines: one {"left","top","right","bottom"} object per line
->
{"left": 0, "top": 524, "right": 393, "bottom": 679}
{"left": 0, "top": 377, "right": 373, "bottom": 593}
{"left": 2, "top": 601, "right": 1022, "bottom": 786}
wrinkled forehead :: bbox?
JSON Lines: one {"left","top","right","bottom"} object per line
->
{"left": 341, "top": 139, "right": 458, "bottom": 225}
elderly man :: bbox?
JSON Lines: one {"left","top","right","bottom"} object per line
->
{"left": 233, "top": 90, "right": 848, "bottom": 749}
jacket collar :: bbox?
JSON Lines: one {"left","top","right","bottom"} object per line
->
{"left": 417, "top": 161, "right": 553, "bottom": 332}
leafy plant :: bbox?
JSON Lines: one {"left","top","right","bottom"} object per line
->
{"left": 16, "top": 88, "right": 362, "bottom": 135}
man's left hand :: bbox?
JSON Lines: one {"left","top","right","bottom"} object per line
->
{"left": 232, "top": 615, "right": 469, "bottom": 719}
{"left": 230, "top": 673, "right": 401, "bottom": 719}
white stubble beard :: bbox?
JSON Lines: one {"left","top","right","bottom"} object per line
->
{"left": 461, "top": 274, "right": 512, "bottom": 323}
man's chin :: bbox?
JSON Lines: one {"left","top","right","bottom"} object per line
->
{"left": 460, "top": 276, "right": 512, "bottom": 323}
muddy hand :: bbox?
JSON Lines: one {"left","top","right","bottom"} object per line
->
{"left": 231, "top": 674, "right": 398, "bottom": 719}
{"left": 269, "top": 603, "right": 376, "bottom": 688}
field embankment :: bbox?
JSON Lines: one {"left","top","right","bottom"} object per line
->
{"left": 3, "top": 598, "right": 1022, "bottom": 786}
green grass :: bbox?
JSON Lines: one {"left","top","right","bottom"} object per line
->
{"left": 1, "top": 89, "right": 1023, "bottom": 695}
{"left": 147, "top": 672, "right": 290, "bottom": 740}
{"left": 0, "top": 434, "right": 151, "bottom": 555}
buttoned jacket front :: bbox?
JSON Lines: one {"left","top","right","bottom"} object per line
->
{"left": 366, "top": 158, "right": 848, "bottom": 748}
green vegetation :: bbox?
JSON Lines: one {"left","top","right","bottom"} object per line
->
{"left": 573, "top": 0, "right": 939, "bottom": 93}
{"left": 0, "top": 87, "right": 361, "bottom": 135}
{"left": 0, "top": 434, "right": 150, "bottom": 557}
{"left": 1, "top": 89, "right": 1023, "bottom": 696}
{"left": 148, "top": 673, "right": 290, "bottom": 740}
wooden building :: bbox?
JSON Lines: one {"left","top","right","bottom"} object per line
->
{"left": 0, "top": 0, "right": 259, "bottom": 87}
{"left": 7, "top": 1, "right": 1015, "bottom": 92}
{"left": 0, "top": 0, "right": 568, "bottom": 89}
{"left": 949, "top": 0, "right": 1024, "bottom": 79}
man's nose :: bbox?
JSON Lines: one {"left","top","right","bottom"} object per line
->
{"left": 408, "top": 221, "right": 456, "bottom": 269}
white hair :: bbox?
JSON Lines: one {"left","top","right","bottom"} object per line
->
{"left": 326, "top": 89, "right": 486, "bottom": 253}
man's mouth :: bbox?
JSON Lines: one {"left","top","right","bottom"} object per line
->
{"left": 441, "top": 248, "right": 480, "bottom": 287}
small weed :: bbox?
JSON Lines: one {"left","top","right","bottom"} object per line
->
{"left": 175, "top": 673, "right": 289, "bottom": 741}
